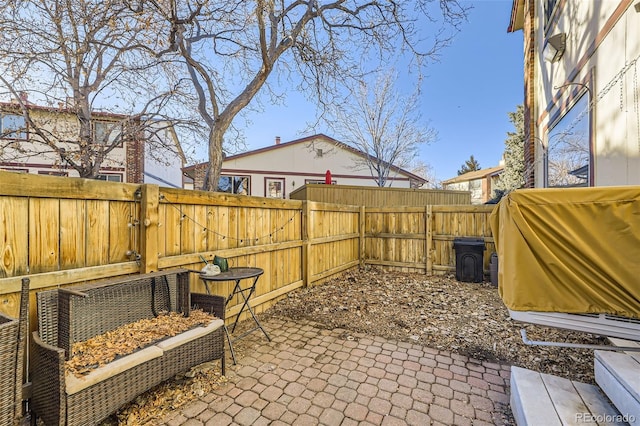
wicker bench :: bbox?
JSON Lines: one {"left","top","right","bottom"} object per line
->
{"left": 31, "top": 269, "right": 226, "bottom": 426}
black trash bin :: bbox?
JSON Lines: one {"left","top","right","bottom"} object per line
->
{"left": 453, "top": 238, "right": 485, "bottom": 282}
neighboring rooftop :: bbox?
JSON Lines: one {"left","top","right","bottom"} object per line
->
{"left": 441, "top": 165, "right": 504, "bottom": 185}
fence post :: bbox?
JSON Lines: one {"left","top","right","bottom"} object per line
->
{"left": 302, "top": 201, "right": 311, "bottom": 287}
{"left": 359, "top": 205, "right": 366, "bottom": 267}
{"left": 425, "top": 205, "right": 433, "bottom": 274}
{"left": 139, "top": 184, "right": 159, "bottom": 273}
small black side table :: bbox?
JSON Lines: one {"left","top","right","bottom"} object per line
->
{"left": 199, "top": 267, "right": 271, "bottom": 364}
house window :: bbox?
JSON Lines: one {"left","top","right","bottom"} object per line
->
{"left": 546, "top": 94, "right": 590, "bottom": 188}
{"left": 469, "top": 179, "right": 481, "bottom": 190}
{"left": 218, "top": 175, "right": 249, "bottom": 195}
{"left": 1, "top": 113, "right": 27, "bottom": 139}
{"left": 316, "top": 148, "right": 323, "bottom": 157}
{"left": 96, "top": 173, "right": 122, "bottom": 182}
{"left": 544, "top": 0, "right": 558, "bottom": 29}
{"left": 265, "top": 177, "right": 285, "bottom": 198}
{"left": 93, "top": 121, "right": 122, "bottom": 146}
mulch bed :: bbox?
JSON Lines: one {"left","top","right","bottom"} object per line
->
{"left": 265, "top": 266, "right": 606, "bottom": 385}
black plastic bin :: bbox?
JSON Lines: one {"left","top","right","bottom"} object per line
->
{"left": 453, "top": 238, "right": 485, "bottom": 282}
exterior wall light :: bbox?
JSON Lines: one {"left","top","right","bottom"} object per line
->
{"left": 543, "top": 33, "right": 566, "bottom": 62}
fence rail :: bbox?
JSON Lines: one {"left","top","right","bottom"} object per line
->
{"left": 364, "top": 205, "right": 495, "bottom": 274}
{"left": 0, "top": 171, "right": 495, "bottom": 327}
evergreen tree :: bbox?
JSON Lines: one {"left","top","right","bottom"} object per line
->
{"left": 457, "top": 155, "right": 481, "bottom": 175}
{"left": 494, "top": 104, "right": 525, "bottom": 196}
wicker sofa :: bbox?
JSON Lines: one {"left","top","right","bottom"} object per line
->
{"left": 31, "top": 269, "right": 226, "bottom": 426}
{"left": 0, "top": 313, "right": 20, "bottom": 426}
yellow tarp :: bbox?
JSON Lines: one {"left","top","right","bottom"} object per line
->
{"left": 489, "top": 186, "right": 640, "bottom": 318}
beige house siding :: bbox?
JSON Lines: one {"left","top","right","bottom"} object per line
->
{"left": 442, "top": 166, "right": 503, "bottom": 204}
{"left": 509, "top": 0, "right": 640, "bottom": 188}
{"left": 443, "top": 180, "right": 482, "bottom": 204}
{"left": 1, "top": 105, "right": 128, "bottom": 178}
{"left": 0, "top": 103, "right": 184, "bottom": 186}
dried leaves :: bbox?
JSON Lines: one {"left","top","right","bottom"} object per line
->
{"left": 267, "top": 266, "right": 606, "bottom": 384}
{"left": 66, "top": 309, "right": 216, "bottom": 377}
{"left": 94, "top": 360, "right": 227, "bottom": 426}
{"left": 110, "top": 362, "right": 228, "bottom": 425}
{"left": 90, "top": 266, "right": 606, "bottom": 424}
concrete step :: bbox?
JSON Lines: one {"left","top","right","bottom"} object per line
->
{"left": 595, "top": 350, "right": 640, "bottom": 425}
{"left": 510, "top": 366, "right": 625, "bottom": 425}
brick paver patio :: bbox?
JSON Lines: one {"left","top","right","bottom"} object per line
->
{"left": 162, "top": 318, "right": 514, "bottom": 425}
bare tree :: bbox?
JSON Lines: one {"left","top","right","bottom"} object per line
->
{"left": 547, "top": 131, "right": 589, "bottom": 187}
{"left": 0, "top": 0, "right": 182, "bottom": 178}
{"left": 144, "top": 0, "right": 467, "bottom": 190}
{"left": 410, "top": 159, "right": 441, "bottom": 189}
{"left": 330, "top": 73, "right": 437, "bottom": 187}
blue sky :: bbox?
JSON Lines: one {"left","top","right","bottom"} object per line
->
{"left": 237, "top": 0, "right": 524, "bottom": 183}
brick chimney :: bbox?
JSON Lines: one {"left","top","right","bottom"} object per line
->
{"left": 275, "top": 136, "right": 281, "bottom": 145}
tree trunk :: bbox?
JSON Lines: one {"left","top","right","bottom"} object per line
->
{"left": 204, "top": 126, "right": 225, "bottom": 191}
{"left": 201, "top": 67, "right": 271, "bottom": 191}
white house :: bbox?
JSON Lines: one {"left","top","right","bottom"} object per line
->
{"left": 183, "top": 134, "right": 427, "bottom": 197}
{"left": 508, "top": 0, "right": 640, "bottom": 188}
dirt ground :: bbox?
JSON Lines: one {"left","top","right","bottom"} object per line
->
{"left": 265, "top": 266, "right": 607, "bottom": 385}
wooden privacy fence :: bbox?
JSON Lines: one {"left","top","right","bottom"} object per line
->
{"left": 290, "top": 183, "right": 471, "bottom": 206}
{"left": 0, "top": 171, "right": 495, "bottom": 328}
{"left": 364, "top": 205, "right": 496, "bottom": 274}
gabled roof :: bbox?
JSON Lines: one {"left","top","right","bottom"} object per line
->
{"left": 442, "top": 165, "right": 504, "bottom": 185}
{"left": 184, "top": 133, "right": 427, "bottom": 184}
